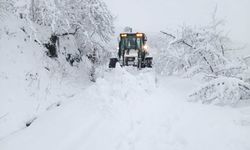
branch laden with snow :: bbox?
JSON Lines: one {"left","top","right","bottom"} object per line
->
{"left": 156, "top": 15, "right": 250, "bottom": 105}
{"left": 189, "top": 77, "right": 250, "bottom": 105}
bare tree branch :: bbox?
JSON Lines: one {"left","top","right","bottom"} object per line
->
{"left": 160, "top": 30, "right": 194, "bottom": 48}
{"left": 160, "top": 31, "right": 176, "bottom": 39}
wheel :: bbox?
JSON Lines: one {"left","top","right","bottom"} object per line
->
{"left": 145, "top": 57, "right": 153, "bottom": 68}
{"left": 109, "top": 58, "right": 118, "bottom": 68}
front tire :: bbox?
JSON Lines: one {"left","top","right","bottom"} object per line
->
{"left": 109, "top": 58, "right": 118, "bottom": 68}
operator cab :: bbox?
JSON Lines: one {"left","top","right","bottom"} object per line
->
{"left": 119, "top": 33, "right": 147, "bottom": 51}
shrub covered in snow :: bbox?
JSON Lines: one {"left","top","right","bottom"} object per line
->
{"left": 156, "top": 24, "right": 234, "bottom": 77}
{"left": 154, "top": 11, "right": 250, "bottom": 105}
{"left": 189, "top": 77, "right": 250, "bottom": 105}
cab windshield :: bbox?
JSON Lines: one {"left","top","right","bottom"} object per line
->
{"left": 120, "top": 35, "right": 143, "bottom": 50}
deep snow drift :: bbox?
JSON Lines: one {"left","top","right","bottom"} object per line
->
{"left": 1, "top": 66, "right": 250, "bottom": 150}
{"left": 0, "top": 13, "right": 91, "bottom": 140}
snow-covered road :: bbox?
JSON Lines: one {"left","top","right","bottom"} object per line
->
{"left": 1, "top": 67, "right": 250, "bottom": 150}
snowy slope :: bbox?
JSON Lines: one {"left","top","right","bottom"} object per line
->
{"left": 1, "top": 66, "right": 250, "bottom": 150}
{"left": 0, "top": 13, "right": 90, "bottom": 140}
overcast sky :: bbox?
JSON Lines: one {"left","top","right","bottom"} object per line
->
{"left": 104, "top": 0, "right": 250, "bottom": 52}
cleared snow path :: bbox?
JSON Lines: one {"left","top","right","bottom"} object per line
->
{"left": 1, "top": 67, "right": 250, "bottom": 150}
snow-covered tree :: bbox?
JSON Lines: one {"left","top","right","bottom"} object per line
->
{"left": 58, "top": 0, "right": 114, "bottom": 81}
{"left": 1, "top": 0, "right": 113, "bottom": 82}
{"left": 61, "top": 0, "right": 114, "bottom": 55}
{"left": 155, "top": 10, "right": 250, "bottom": 105}
{"left": 157, "top": 24, "right": 233, "bottom": 77}
{"left": 12, "top": 0, "right": 113, "bottom": 52}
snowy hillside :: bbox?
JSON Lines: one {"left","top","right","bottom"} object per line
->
{"left": 0, "top": 13, "right": 91, "bottom": 140}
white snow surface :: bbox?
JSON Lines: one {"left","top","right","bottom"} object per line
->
{"left": 0, "top": 13, "right": 90, "bottom": 140}
{"left": 1, "top": 66, "right": 250, "bottom": 150}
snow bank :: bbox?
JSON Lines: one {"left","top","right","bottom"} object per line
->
{"left": 1, "top": 68, "right": 250, "bottom": 150}
{"left": 0, "top": 14, "right": 90, "bottom": 139}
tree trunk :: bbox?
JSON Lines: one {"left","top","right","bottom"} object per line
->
{"left": 90, "top": 48, "right": 97, "bottom": 82}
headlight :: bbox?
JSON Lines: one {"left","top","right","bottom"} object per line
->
{"left": 143, "top": 45, "right": 148, "bottom": 51}
{"left": 136, "top": 33, "right": 143, "bottom": 37}
{"left": 121, "top": 34, "right": 127, "bottom": 37}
